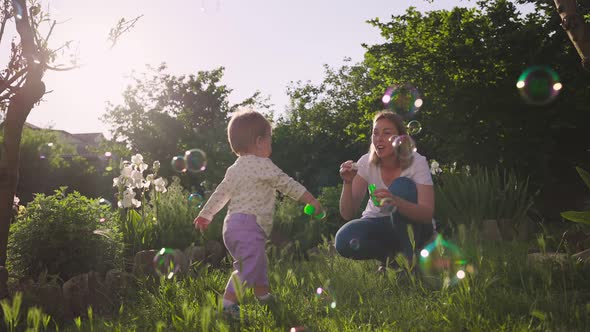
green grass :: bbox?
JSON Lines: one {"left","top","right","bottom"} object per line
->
{"left": 4, "top": 237, "right": 590, "bottom": 332}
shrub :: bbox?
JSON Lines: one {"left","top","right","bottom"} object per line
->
{"left": 272, "top": 185, "right": 343, "bottom": 256}
{"left": 561, "top": 167, "right": 590, "bottom": 225}
{"left": 149, "top": 177, "right": 203, "bottom": 249}
{"left": 434, "top": 166, "right": 536, "bottom": 232}
{"left": 8, "top": 188, "right": 124, "bottom": 282}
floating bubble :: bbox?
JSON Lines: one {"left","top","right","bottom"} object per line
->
{"left": 184, "top": 149, "right": 207, "bottom": 173}
{"left": 39, "top": 143, "right": 54, "bottom": 159}
{"left": 349, "top": 238, "right": 360, "bottom": 250}
{"left": 171, "top": 155, "right": 187, "bottom": 173}
{"left": 153, "top": 248, "right": 181, "bottom": 279}
{"left": 382, "top": 83, "right": 423, "bottom": 118}
{"left": 188, "top": 192, "right": 204, "bottom": 209}
{"left": 98, "top": 198, "right": 112, "bottom": 208}
{"left": 102, "top": 152, "right": 114, "bottom": 171}
{"left": 406, "top": 120, "right": 422, "bottom": 136}
{"left": 516, "top": 66, "right": 562, "bottom": 105}
{"left": 290, "top": 327, "right": 310, "bottom": 332}
{"left": 314, "top": 286, "right": 337, "bottom": 311}
{"left": 391, "top": 135, "right": 417, "bottom": 160}
{"left": 418, "top": 234, "right": 469, "bottom": 288}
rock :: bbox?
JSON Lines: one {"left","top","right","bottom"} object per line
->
{"left": 205, "top": 240, "right": 225, "bottom": 266}
{"left": 105, "top": 269, "right": 134, "bottom": 300}
{"left": 185, "top": 245, "right": 207, "bottom": 268}
{"left": 87, "top": 271, "right": 111, "bottom": 314}
{"left": 132, "top": 249, "right": 158, "bottom": 277}
{"left": 62, "top": 273, "right": 89, "bottom": 317}
{"left": 34, "top": 283, "right": 67, "bottom": 320}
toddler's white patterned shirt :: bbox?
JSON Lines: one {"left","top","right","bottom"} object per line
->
{"left": 198, "top": 155, "right": 307, "bottom": 236}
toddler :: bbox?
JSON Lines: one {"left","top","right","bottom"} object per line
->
{"left": 193, "top": 109, "right": 322, "bottom": 320}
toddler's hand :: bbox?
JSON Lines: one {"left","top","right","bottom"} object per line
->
{"left": 311, "top": 200, "right": 324, "bottom": 217}
{"left": 194, "top": 216, "right": 211, "bottom": 232}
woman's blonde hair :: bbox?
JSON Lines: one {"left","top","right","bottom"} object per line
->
{"left": 227, "top": 110, "right": 271, "bottom": 155}
{"left": 368, "top": 111, "right": 413, "bottom": 169}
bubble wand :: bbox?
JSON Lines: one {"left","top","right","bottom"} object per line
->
{"left": 368, "top": 184, "right": 380, "bottom": 206}
{"left": 304, "top": 204, "right": 326, "bottom": 220}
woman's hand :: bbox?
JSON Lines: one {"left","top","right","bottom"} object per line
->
{"left": 339, "top": 160, "right": 358, "bottom": 183}
{"left": 373, "top": 188, "right": 400, "bottom": 206}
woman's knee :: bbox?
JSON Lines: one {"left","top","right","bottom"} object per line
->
{"left": 388, "top": 176, "right": 417, "bottom": 203}
{"left": 334, "top": 227, "right": 351, "bottom": 257}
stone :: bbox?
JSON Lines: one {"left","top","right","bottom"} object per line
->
{"left": 132, "top": 249, "right": 158, "bottom": 277}
{"left": 62, "top": 273, "right": 89, "bottom": 317}
{"left": 205, "top": 240, "right": 225, "bottom": 266}
{"left": 185, "top": 245, "right": 207, "bottom": 267}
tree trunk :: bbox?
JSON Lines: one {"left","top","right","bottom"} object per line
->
{"left": 554, "top": 0, "right": 590, "bottom": 71}
{"left": 0, "top": 0, "right": 46, "bottom": 299}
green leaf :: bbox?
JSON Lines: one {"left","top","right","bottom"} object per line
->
{"left": 576, "top": 167, "right": 590, "bottom": 192}
{"left": 560, "top": 211, "right": 590, "bottom": 225}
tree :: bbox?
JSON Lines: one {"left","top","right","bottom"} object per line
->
{"left": 278, "top": 0, "right": 588, "bottom": 218}
{"left": 0, "top": 0, "right": 48, "bottom": 297}
{"left": 552, "top": 0, "right": 590, "bottom": 70}
{"left": 102, "top": 64, "right": 266, "bottom": 190}
{"left": 0, "top": 1, "right": 139, "bottom": 298}
{"left": 272, "top": 60, "right": 374, "bottom": 192}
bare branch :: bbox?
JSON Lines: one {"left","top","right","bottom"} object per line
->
{"left": 0, "top": 0, "right": 12, "bottom": 46}
{"left": 44, "top": 19, "right": 56, "bottom": 43}
{"left": 0, "top": 68, "right": 27, "bottom": 95}
{"left": 45, "top": 64, "right": 77, "bottom": 72}
{"left": 108, "top": 15, "right": 143, "bottom": 49}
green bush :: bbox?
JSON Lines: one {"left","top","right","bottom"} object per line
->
{"left": 150, "top": 177, "right": 203, "bottom": 249}
{"left": 434, "top": 167, "right": 536, "bottom": 232}
{"left": 8, "top": 188, "right": 124, "bottom": 282}
{"left": 116, "top": 177, "right": 214, "bottom": 257}
{"left": 272, "top": 185, "right": 343, "bottom": 256}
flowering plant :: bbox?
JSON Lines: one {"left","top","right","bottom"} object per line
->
{"left": 113, "top": 154, "right": 169, "bottom": 255}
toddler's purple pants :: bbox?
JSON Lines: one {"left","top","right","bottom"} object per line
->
{"left": 223, "top": 213, "right": 268, "bottom": 295}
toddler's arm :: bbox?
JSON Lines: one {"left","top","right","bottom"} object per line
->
{"left": 193, "top": 170, "right": 234, "bottom": 231}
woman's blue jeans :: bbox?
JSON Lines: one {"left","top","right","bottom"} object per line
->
{"left": 335, "top": 177, "right": 433, "bottom": 263}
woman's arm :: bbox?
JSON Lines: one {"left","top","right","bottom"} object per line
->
{"left": 339, "top": 161, "right": 368, "bottom": 220}
{"left": 374, "top": 184, "right": 434, "bottom": 224}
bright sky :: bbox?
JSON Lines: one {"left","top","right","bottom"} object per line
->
{"left": 3, "top": 0, "right": 531, "bottom": 136}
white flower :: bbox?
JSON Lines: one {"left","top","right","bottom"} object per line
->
{"left": 144, "top": 174, "right": 154, "bottom": 189}
{"left": 130, "top": 169, "right": 144, "bottom": 188}
{"left": 154, "top": 177, "right": 168, "bottom": 193}
{"left": 430, "top": 160, "right": 442, "bottom": 175}
{"left": 118, "top": 187, "right": 141, "bottom": 208}
{"left": 113, "top": 175, "right": 127, "bottom": 188}
{"left": 153, "top": 161, "right": 160, "bottom": 173}
{"left": 121, "top": 165, "right": 132, "bottom": 178}
{"left": 13, "top": 196, "right": 19, "bottom": 206}
{"left": 131, "top": 154, "right": 143, "bottom": 165}
{"left": 131, "top": 154, "right": 148, "bottom": 172}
